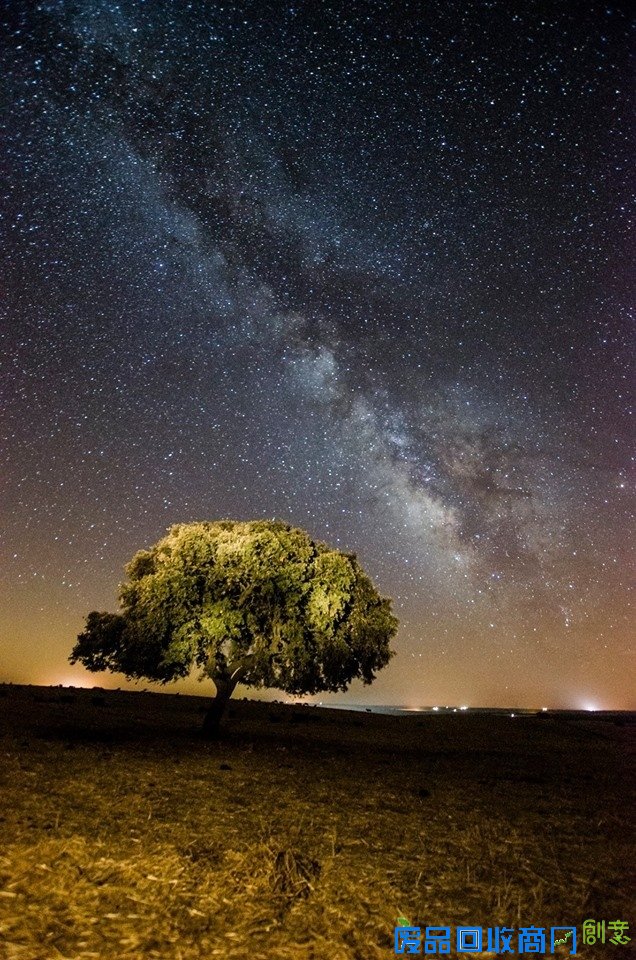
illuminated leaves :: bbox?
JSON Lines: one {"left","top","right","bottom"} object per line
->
{"left": 70, "top": 520, "right": 397, "bottom": 696}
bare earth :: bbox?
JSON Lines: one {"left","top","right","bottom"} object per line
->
{"left": 0, "top": 684, "right": 633, "bottom": 960}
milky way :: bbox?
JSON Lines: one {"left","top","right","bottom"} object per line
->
{"left": 1, "top": 1, "right": 633, "bottom": 708}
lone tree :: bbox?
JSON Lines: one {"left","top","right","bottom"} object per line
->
{"left": 70, "top": 520, "right": 397, "bottom": 735}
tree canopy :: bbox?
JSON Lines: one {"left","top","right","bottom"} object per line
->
{"left": 70, "top": 521, "right": 397, "bottom": 717}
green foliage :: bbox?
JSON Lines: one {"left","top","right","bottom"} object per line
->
{"left": 70, "top": 520, "right": 397, "bottom": 695}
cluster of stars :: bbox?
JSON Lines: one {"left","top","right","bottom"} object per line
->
{"left": 1, "top": 0, "right": 632, "bottom": 708}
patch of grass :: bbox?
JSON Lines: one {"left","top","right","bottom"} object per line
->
{"left": 0, "top": 685, "right": 633, "bottom": 959}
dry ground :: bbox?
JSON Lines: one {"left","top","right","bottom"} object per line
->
{"left": 0, "top": 684, "right": 633, "bottom": 960}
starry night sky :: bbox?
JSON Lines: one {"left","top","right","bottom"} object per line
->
{"left": 2, "top": 0, "right": 633, "bottom": 709}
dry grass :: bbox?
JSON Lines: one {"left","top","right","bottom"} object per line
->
{"left": 0, "top": 685, "right": 633, "bottom": 959}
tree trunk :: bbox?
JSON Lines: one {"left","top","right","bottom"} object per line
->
{"left": 201, "top": 681, "right": 235, "bottom": 738}
{"left": 201, "top": 656, "right": 255, "bottom": 738}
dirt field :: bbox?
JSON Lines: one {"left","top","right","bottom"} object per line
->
{"left": 0, "top": 684, "right": 633, "bottom": 959}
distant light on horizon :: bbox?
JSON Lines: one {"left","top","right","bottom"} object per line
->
{"left": 48, "top": 674, "right": 94, "bottom": 689}
{"left": 580, "top": 699, "right": 601, "bottom": 712}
